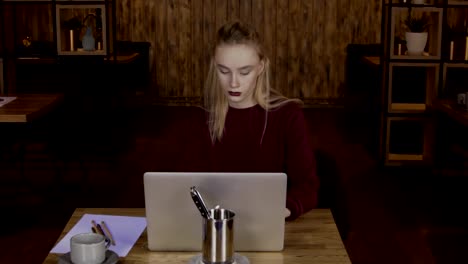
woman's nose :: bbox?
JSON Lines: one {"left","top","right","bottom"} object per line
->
{"left": 230, "top": 73, "right": 240, "bottom": 88}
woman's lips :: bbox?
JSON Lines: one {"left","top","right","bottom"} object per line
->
{"left": 229, "top": 92, "right": 241, "bottom": 96}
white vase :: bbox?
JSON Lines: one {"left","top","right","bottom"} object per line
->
{"left": 82, "top": 27, "right": 95, "bottom": 51}
{"left": 405, "top": 32, "right": 428, "bottom": 56}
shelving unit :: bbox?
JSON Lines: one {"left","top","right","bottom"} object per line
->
{"left": 385, "top": 116, "right": 434, "bottom": 164}
{"left": 380, "top": 0, "right": 468, "bottom": 166}
{"left": 388, "top": 62, "right": 439, "bottom": 112}
{"left": 56, "top": 4, "right": 108, "bottom": 55}
{"left": 0, "top": 0, "right": 116, "bottom": 94}
{"left": 389, "top": 6, "right": 443, "bottom": 60}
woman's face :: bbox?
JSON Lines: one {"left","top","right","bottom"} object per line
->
{"left": 214, "top": 43, "right": 264, "bottom": 109}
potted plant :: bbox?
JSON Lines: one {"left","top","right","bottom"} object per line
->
{"left": 404, "top": 7, "right": 430, "bottom": 55}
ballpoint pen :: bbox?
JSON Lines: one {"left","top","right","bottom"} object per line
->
{"left": 101, "top": 221, "right": 116, "bottom": 246}
{"left": 91, "top": 220, "right": 100, "bottom": 234}
{"left": 190, "top": 186, "right": 211, "bottom": 219}
{"left": 92, "top": 220, "right": 110, "bottom": 243}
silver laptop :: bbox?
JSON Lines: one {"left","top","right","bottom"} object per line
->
{"left": 143, "top": 172, "right": 287, "bottom": 252}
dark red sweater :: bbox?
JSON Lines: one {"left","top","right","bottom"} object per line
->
{"left": 182, "top": 103, "right": 319, "bottom": 220}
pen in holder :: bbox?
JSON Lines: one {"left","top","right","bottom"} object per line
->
{"left": 189, "top": 187, "right": 249, "bottom": 264}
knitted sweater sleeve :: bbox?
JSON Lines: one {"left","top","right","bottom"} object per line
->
{"left": 284, "top": 105, "right": 319, "bottom": 220}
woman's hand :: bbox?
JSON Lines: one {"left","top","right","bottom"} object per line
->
{"left": 285, "top": 208, "right": 291, "bottom": 218}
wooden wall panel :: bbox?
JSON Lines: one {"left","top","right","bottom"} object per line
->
{"left": 0, "top": 0, "right": 382, "bottom": 105}
{"left": 275, "top": 0, "right": 288, "bottom": 99}
{"left": 14, "top": 4, "right": 54, "bottom": 45}
{"left": 239, "top": 0, "right": 252, "bottom": 24}
{"left": 192, "top": 0, "right": 204, "bottom": 100}
{"left": 216, "top": 0, "right": 228, "bottom": 34}
{"left": 228, "top": 0, "right": 240, "bottom": 22}
{"left": 302, "top": 0, "right": 314, "bottom": 98}
{"left": 252, "top": 0, "right": 264, "bottom": 45}
{"left": 179, "top": 0, "right": 191, "bottom": 97}
{"left": 288, "top": 0, "right": 301, "bottom": 98}
{"left": 116, "top": 0, "right": 131, "bottom": 40}
{"left": 263, "top": 0, "right": 276, "bottom": 89}
{"left": 311, "top": 0, "right": 333, "bottom": 99}
{"left": 203, "top": 0, "right": 216, "bottom": 101}
{"left": 167, "top": 0, "right": 178, "bottom": 97}
{"left": 153, "top": 0, "right": 167, "bottom": 98}
{"left": 116, "top": 0, "right": 382, "bottom": 106}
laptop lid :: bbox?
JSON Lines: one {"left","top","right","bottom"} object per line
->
{"left": 143, "top": 172, "right": 287, "bottom": 252}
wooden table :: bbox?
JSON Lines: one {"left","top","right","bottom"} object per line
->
{"left": 0, "top": 93, "right": 63, "bottom": 123}
{"left": 43, "top": 208, "right": 351, "bottom": 264}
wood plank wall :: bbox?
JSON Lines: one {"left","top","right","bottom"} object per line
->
{"left": 1, "top": 1, "right": 381, "bottom": 105}
{"left": 116, "top": 0, "right": 381, "bottom": 106}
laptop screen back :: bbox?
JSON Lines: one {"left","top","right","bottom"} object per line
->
{"left": 143, "top": 172, "right": 287, "bottom": 251}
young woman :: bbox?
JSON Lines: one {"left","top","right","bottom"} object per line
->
{"left": 187, "top": 21, "right": 319, "bottom": 220}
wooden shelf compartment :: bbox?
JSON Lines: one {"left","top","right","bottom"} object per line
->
{"left": 56, "top": 4, "right": 107, "bottom": 55}
{"left": 388, "top": 62, "right": 439, "bottom": 113}
{"left": 445, "top": 7, "right": 468, "bottom": 61}
{"left": 442, "top": 63, "right": 468, "bottom": 99}
{"left": 385, "top": 117, "right": 433, "bottom": 166}
{"left": 389, "top": 7, "right": 442, "bottom": 60}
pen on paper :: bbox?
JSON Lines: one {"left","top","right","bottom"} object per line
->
{"left": 91, "top": 220, "right": 101, "bottom": 235}
{"left": 91, "top": 226, "right": 97, "bottom": 233}
{"left": 96, "top": 223, "right": 106, "bottom": 238}
{"left": 92, "top": 219, "right": 112, "bottom": 244}
{"left": 101, "top": 221, "right": 116, "bottom": 246}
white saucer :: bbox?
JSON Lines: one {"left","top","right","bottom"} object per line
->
{"left": 58, "top": 250, "right": 119, "bottom": 264}
{"left": 188, "top": 253, "right": 249, "bottom": 264}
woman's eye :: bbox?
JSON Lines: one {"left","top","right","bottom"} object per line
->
{"left": 219, "top": 69, "right": 230, "bottom": 74}
{"left": 240, "top": 71, "right": 251, "bottom": 76}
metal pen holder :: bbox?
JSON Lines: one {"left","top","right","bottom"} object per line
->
{"left": 202, "top": 208, "right": 235, "bottom": 264}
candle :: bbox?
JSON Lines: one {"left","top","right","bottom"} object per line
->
{"left": 98, "top": 42, "right": 102, "bottom": 51}
{"left": 398, "top": 44, "right": 402, "bottom": 56}
{"left": 70, "top": 30, "right": 74, "bottom": 51}
{"left": 450, "top": 41, "right": 454, "bottom": 60}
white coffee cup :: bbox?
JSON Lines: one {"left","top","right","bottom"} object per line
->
{"left": 70, "top": 233, "right": 109, "bottom": 264}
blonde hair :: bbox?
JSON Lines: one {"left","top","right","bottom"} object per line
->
{"left": 204, "top": 21, "right": 301, "bottom": 143}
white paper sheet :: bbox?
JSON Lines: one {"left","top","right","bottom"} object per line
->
{"left": 0, "top": 97, "right": 17, "bottom": 108}
{"left": 50, "top": 213, "right": 147, "bottom": 257}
